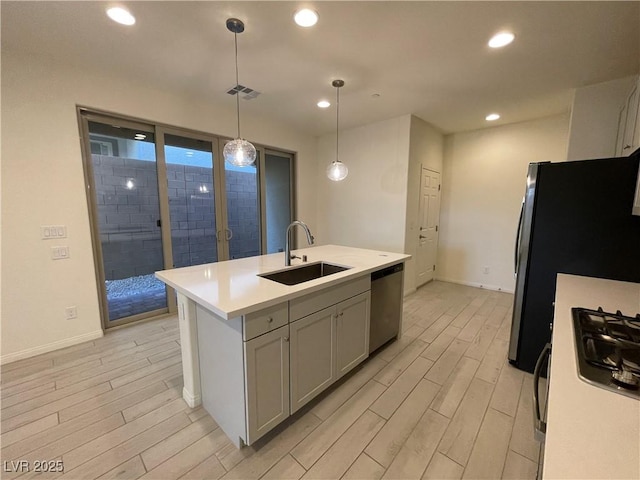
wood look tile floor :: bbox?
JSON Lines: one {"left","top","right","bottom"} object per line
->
{"left": 1, "top": 282, "right": 541, "bottom": 480}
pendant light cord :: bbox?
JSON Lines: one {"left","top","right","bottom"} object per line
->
{"left": 335, "top": 84, "right": 340, "bottom": 162}
{"left": 234, "top": 31, "right": 241, "bottom": 139}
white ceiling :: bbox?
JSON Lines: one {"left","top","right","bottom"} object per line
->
{"left": 2, "top": 1, "right": 639, "bottom": 136}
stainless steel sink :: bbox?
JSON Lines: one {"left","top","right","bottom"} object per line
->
{"left": 258, "top": 262, "right": 351, "bottom": 286}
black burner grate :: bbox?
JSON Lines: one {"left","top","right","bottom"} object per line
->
{"left": 572, "top": 307, "right": 640, "bottom": 399}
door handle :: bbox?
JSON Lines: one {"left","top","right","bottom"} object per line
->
{"left": 532, "top": 343, "right": 551, "bottom": 442}
{"left": 419, "top": 235, "right": 427, "bottom": 239}
{"left": 225, "top": 228, "right": 233, "bottom": 241}
{"left": 514, "top": 198, "right": 525, "bottom": 276}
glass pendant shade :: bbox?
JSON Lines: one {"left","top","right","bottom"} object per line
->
{"left": 326, "top": 160, "right": 348, "bottom": 182}
{"left": 224, "top": 138, "right": 256, "bottom": 167}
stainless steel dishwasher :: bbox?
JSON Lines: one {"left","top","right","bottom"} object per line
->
{"left": 369, "top": 263, "right": 404, "bottom": 353}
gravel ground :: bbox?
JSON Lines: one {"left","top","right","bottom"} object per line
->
{"left": 106, "top": 273, "right": 165, "bottom": 299}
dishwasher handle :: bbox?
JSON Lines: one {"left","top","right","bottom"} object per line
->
{"left": 532, "top": 343, "right": 551, "bottom": 443}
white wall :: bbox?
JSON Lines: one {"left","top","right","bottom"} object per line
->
{"left": 316, "top": 115, "right": 411, "bottom": 253}
{"left": 567, "top": 75, "right": 637, "bottom": 160}
{"left": 438, "top": 113, "right": 570, "bottom": 292}
{"left": 403, "top": 116, "right": 444, "bottom": 294}
{"left": 1, "top": 50, "right": 318, "bottom": 362}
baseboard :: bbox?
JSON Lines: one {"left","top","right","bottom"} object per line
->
{"left": 0, "top": 330, "right": 104, "bottom": 365}
{"left": 182, "top": 387, "right": 201, "bottom": 408}
{"left": 435, "top": 276, "right": 515, "bottom": 294}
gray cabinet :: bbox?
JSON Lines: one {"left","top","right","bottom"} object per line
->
{"left": 615, "top": 77, "right": 640, "bottom": 216}
{"left": 616, "top": 77, "right": 640, "bottom": 157}
{"left": 289, "top": 307, "right": 335, "bottom": 413}
{"left": 289, "top": 288, "right": 371, "bottom": 413}
{"left": 336, "top": 292, "right": 370, "bottom": 379}
{"left": 244, "top": 324, "right": 290, "bottom": 444}
{"left": 243, "top": 303, "right": 288, "bottom": 341}
{"left": 196, "top": 302, "right": 291, "bottom": 448}
{"left": 196, "top": 274, "right": 372, "bottom": 447}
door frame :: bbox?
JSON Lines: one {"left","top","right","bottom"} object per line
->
{"left": 78, "top": 109, "right": 171, "bottom": 329}
{"left": 416, "top": 166, "right": 441, "bottom": 288}
{"left": 156, "top": 126, "right": 226, "bottom": 315}
{"left": 261, "top": 149, "right": 296, "bottom": 254}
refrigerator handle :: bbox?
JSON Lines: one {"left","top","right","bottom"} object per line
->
{"left": 514, "top": 198, "right": 525, "bottom": 276}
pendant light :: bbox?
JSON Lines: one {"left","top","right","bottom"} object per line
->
{"left": 223, "top": 18, "right": 257, "bottom": 167}
{"left": 326, "top": 79, "right": 349, "bottom": 181}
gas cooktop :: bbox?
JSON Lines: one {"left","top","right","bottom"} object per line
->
{"left": 572, "top": 307, "right": 640, "bottom": 400}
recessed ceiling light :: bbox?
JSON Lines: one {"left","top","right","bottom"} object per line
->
{"left": 486, "top": 113, "right": 501, "bottom": 121}
{"left": 294, "top": 9, "right": 318, "bottom": 27}
{"left": 488, "top": 31, "right": 514, "bottom": 48}
{"left": 317, "top": 100, "right": 330, "bottom": 108}
{"left": 107, "top": 7, "right": 136, "bottom": 26}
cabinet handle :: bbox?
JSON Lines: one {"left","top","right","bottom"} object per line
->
{"left": 267, "top": 317, "right": 273, "bottom": 323}
{"left": 339, "top": 312, "right": 344, "bottom": 317}
{"left": 283, "top": 337, "right": 289, "bottom": 342}
{"left": 623, "top": 144, "right": 632, "bottom": 150}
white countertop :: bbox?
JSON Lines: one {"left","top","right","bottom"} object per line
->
{"left": 155, "top": 244, "right": 410, "bottom": 319}
{"left": 544, "top": 274, "right": 640, "bottom": 479}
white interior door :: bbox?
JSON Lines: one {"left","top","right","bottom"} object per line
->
{"left": 416, "top": 168, "right": 441, "bottom": 287}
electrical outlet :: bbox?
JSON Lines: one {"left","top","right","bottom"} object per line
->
{"left": 483, "top": 266, "right": 490, "bottom": 274}
{"left": 65, "top": 306, "right": 77, "bottom": 320}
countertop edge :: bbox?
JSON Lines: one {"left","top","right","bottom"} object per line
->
{"left": 155, "top": 246, "right": 410, "bottom": 319}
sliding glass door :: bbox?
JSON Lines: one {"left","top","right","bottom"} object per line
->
{"left": 263, "top": 151, "right": 294, "bottom": 254}
{"left": 80, "top": 109, "right": 296, "bottom": 329}
{"left": 225, "top": 151, "right": 261, "bottom": 259}
{"left": 83, "top": 117, "right": 169, "bottom": 326}
{"left": 162, "top": 132, "right": 222, "bottom": 268}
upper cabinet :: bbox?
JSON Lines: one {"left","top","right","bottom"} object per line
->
{"left": 616, "top": 77, "right": 640, "bottom": 157}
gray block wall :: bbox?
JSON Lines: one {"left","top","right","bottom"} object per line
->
{"left": 93, "top": 155, "right": 259, "bottom": 280}
{"left": 226, "top": 167, "right": 260, "bottom": 259}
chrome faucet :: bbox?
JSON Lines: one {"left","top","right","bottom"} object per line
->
{"left": 285, "top": 221, "right": 314, "bottom": 266}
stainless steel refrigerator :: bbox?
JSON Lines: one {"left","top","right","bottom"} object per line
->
{"left": 509, "top": 151, "right": 640, "bottom": 373}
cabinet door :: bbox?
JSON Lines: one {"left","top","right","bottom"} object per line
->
{"left": 289, "top": 306, "right": 336, "bottom": 413}
{"left": 634, "top": 79, "right": 640, "bottom": 152}
{"left": 335, "top": 291, "right": 371, "bottom": 379}
{"left": 244, "top": 325, "right": 290, "bottom": 444}
{"left": 616, "top": 103, "right": 628, "bottom": 157}
{"left": 622, "top": 82, "right": 639, "bottom": 156}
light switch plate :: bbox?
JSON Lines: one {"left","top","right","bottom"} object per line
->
{"left": 41, "top": 225, "right": 67, "bottom": 239}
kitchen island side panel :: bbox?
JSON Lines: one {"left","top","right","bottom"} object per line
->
{"left": 196, "top": 306, "right": 247, "bottom": 448}
{"left": 177, "top": 293, "right": 201, "bottom": 407}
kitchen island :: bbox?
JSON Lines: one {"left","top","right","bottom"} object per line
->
{"left": 545, "top": 274, "right": 640, "bottom": 479}
{"left": 155, "top": 244, "right": 409, "bottom": 447}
